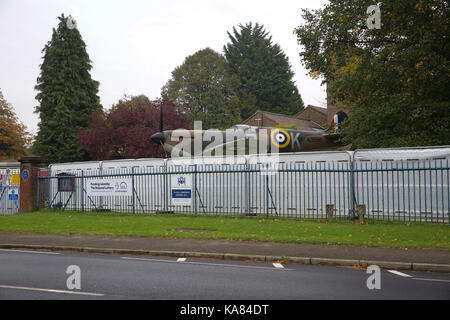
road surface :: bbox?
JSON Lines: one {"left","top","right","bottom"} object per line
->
{"left": 0, "top": 249, "right": 448, "bottom": 300}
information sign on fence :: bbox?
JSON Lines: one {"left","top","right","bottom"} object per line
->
{"left": 8, "top": 189, "right": 18, "bottom": 201}
{"left": 57, "top": 173, "right": 75, "bottom": 192}
{"left": 11, "top": 174, "right": 20, "bottom": 185}
{"left": 171, "top": 174, "right": 193, "bottom": 206}
{"left": 86, "top": 178, "right": 133, "bottom": 197}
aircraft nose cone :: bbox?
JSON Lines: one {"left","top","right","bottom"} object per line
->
{"left": 151, "top": 131, "right": 166, "bottom": 145}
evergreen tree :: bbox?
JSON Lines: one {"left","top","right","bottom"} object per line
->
{"left": 33, "top": 14, "right": 102, "bottom": 163}
{"left": 224, "top": 22, "right": 304, "bottom": 119}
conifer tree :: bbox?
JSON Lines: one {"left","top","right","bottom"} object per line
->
{"left": 33, "top": 14, "right": 102, "bottom": 163}
{"left": 224, "top": 22, "right": 304, "bottom": 119}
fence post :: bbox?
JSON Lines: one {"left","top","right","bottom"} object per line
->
{"left": 349, "top": 152, "right": 357, "bottom": 220}
{"left": 18, "top": 156, "right": 46, "bottom": 213}
{"left": 265, "top": 163, "right": 269, "bottom": 217}
{"left": 36, "top": 170, "right": 40, "bottom": 210}
{"left": 99, "top": 162, "right": 103, "bottom": 210}
{"left": 81, "top": 170, "right": 84, "bottom": 212}
{"left": 326, "top": 204, "right": 334, "bottom": 222}
{"left": 245, "top": 159, "right": 251, "bottom": 216}
{"left": 131, "top": 167, "right": 135, "bottom": 214}
{"left": 164, "top": 160, "right": 168, "bottom": 212}
{"left": 357, "top": 204, "right": 366, "bottom": 223}
{"left": 194, "top": 164, "right": 198, "bottom": 216}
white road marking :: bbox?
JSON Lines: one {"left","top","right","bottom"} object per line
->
{"left": 387, "top": 270, "right": 412, "bottom": 277}
{"left": 412, "top": 278, "right": 450, "bottom": 283}
{"left": 272, "top": 263, "right": 284, "bottom": 269}
{"left": 177, "top": 258, "right": 187, "bottom": 262}
{"left": 121, "top": 256, "right": 289, "bottom": 271}
{"left": 0, "top": 285, "right": 104, "bottom": 296}
{"left": 0, "top": 249, "right": 60, "bottom": 255}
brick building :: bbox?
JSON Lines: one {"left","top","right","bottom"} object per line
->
{"left": 242, "top": 83, "right": 348, "bottom": 130}
{"left": 242, "top": 110, "right": 323, "bottom": 130}
{"left": 295, "top": 105, "right": 328, "bottom": 126}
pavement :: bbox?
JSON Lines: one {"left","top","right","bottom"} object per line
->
{"left": 0, "top": 232, "right": 449, "bottom": 272}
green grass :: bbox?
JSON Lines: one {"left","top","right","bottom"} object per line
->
{"left": 0, "top": 210, "right": 448, "bottom": 249}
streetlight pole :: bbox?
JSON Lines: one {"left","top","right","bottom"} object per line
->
{"left": 159, "top": 100, "right": 163, "bottom": 132}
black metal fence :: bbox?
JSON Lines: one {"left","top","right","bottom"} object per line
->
{"left": 37, "top": 154, "right": 450, "bottom": 223}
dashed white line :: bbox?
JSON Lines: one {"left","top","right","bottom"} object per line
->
{"left": 387, "top": 270, "right": 412, "bottom": 277}
{"left": 121, "top": 256, "right": 289, "bottom": 271}
{"left": 0, "top": 285, "right": 104, "bottom": 296}
{"left": 272, "top": 263, "right": 284, "bottom": 269}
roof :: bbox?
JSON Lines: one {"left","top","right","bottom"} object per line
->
{"left": 308, "top": 105, "right": 327, "bottom": 115}
{"left": 242, "top": 110, "right": 324, "bottom": 131}
{"left": 296, "top": 105, "right": 328, "bottom": 117}
{"left": 295, "top": 105, "right": 328, "bottom": 125}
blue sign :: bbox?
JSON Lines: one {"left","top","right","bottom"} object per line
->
{"left": 171, "top": 189, "right": 191, "bottom": 199}
{"left": 8, "top": 189, "right": 18, "bottom": 201}
{"left": 171, "top": 175, "right": 192, "bottom": 205}
{"left": 22, "top": 169, "right": 29, "bottom": 181}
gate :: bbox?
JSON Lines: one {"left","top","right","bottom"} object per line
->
{"left": 0, "top": 165, "right": 20, "bottom": 215}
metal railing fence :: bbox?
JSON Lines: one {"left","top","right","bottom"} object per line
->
{"left": 37, "top": 156, "right": 450, "bottom": 223}
{"left": 0, "top": 167, "right": 21, "bottom": 215}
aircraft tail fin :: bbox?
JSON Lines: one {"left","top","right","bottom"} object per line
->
{"left": 327, "top": 112, "right": 347, "bottom": 134}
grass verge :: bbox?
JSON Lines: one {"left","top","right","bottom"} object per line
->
{"left": 0, "top": 210, "right": 448, "bottom": 249}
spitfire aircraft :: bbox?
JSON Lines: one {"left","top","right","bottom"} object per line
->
{"left": 150, "top": 108, "right": 348, "bottom": 157}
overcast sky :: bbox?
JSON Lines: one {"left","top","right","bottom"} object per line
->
{"left": 0, "top": 0, "right": 328, "bottom": 135}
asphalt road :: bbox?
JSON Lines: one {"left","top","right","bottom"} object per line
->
{"left": 0, "top": 249, "right": 448, "bottom": 300}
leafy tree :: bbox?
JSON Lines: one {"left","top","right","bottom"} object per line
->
{"left": 0, "top": 89, "right": 32, "bottom": 159}
{"left": 33, "top": 14, "right": 102, "bottom": 163}
{"left": 78, "top": 96, "right": 189, "bottom": 160}
{"left": 162, "top": 48, "right": 241, "bottom": 129}
{"left": 224, "top": 22, "right": 304, "bottom": 119}
{"left": 295, "top": 0, "right": 450, "bottom": 148}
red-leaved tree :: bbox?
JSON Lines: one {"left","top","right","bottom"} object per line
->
{"left": 78, "top": 95, "right": 189, "bottom": 160}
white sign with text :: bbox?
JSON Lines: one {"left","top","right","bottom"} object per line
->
{"left": 171, "top": 174, "right": 193, "bottom": 206}
{"left": 86, "top": 178, "right": 133, "bottom": 196}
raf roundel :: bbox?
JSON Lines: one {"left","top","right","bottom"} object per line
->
{"left": 270, "top": 129, "right": 291, "bottom": 148}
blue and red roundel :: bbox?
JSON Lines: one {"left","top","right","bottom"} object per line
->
{"left": 270, "top": 129, "right": 291, "bottom": 148}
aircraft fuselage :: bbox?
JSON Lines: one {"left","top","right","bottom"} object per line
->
{"left": 151, "top": 126, "right": 344, "bottom": 157}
